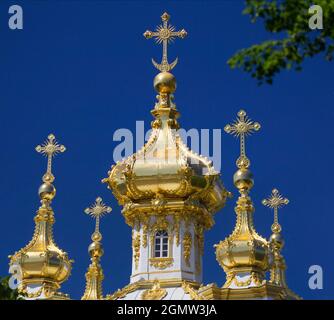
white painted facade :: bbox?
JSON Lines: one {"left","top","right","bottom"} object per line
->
{"left": 130, "top": 217, "right": 202, "bottom": 284}
{"left": 116, "top": 214, "right": 203, "bottom": 300}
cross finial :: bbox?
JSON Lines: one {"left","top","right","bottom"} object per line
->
{"left": 143, "top": 12, "right": 187, "bottom": 72}
{"left": 85, "top": 197, "right": 112, "bottom": 242}
{"left": 36, "top": 134, "right": 66, "bottom": 183}
{"left": 224, "top": 110, "right": 261, "bottom": 169}
{"left": 262, "top": 189, "right": 289, "bottom": 234}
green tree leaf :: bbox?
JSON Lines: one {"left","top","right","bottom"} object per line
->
{"left": 228, "top": 0, "right": 334, "bottom": 84}
{"left": 0, "top": 276, "right": 20, "bottom": 300}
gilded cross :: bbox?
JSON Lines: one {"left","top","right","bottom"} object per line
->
{"left": 224, "top": 110, "right": 261, "bottom": 169}
{"left": 262, "top": 189, "right": 289, "bottom": 233}
{"left": 36, "top": 134, "right": 66, "bottom": 183}
{"left": 85, "top": 197, "right": 112, "bottom": 242}
{"left": 144, "top": 12, "right": 187, "bottom": 72}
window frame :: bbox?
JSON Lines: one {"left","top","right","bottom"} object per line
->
{"left": 153, "top": 230, "right": 169, "bottom": 258}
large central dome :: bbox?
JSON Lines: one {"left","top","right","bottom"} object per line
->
{"left": 103, "top": 71, "right": 229, "bottom": 227}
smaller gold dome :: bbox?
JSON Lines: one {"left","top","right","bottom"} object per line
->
{"left": 233, "top": 168, "right": 254, "bottom": 191}
{"left": 16, "top": 249, "right": 71, "bottom": 284}
{"left": 38, "top": 182, "right": 56, "bottom": 201}
{"left": 154, "top": 72, "right": 176, "bottom": 93}
{"left": 216, "top": 238, "right": 269, "bottom": 272}
{"left": 215, "top": 193, "right": 269, "bottom": 279}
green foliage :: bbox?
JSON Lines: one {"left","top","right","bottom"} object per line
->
{"left": 228, "top": 0, "right": 334, "bottom": 84}
{"left": 0, "top": 276, "right": 19, "bottom": 300}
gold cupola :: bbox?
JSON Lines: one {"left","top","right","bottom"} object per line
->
{"left": 9, "top": 134, "right": 72, "bottom": 300}
{"left": 103, "top": 12, "right": 229, "bottom": 229}
{"left": 82, "top": 197, "right": 112, "bottom": 300}
{"left": 215, "top": 110, "right": 269, "bottom": 288}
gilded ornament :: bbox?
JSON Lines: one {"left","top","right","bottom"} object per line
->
{"left": 183, "top": 232, "right": 192, "bottom": 267}
{"left": 173, "top": 216, "right": 181, "bottom": 246}
{"left": 149, "top": 257, "right": 174, "bottom": 269}
{"left": 106, "top": 282, "right": 139, "bottom": 300}
{"left": 142, "top": 223, "right": 149, "bottom": 248}
{"left": 182, "top": 281, "right": 204, "bottom": 300}
{"left": 141, "top": 280, "right": 167, "bottom": 300}
{"left": 133, "top": 233, "right": 141, "bottom": 270}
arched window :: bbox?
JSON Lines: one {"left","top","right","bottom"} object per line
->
{"left": 154, "top": 230, "right": 168, "bottom": 258}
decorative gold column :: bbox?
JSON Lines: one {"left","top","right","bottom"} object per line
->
{"left": 9, "top": 134, "right": 72, "bottom": 300}
{"left": 82, "top": 197, "right": 112, "bottom": 300}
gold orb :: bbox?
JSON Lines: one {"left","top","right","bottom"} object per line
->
{"left": 154, "top": 72, "right": 176, "bottom": 94}
{"left": 270, "top": 232, "right": 285, "bottom": 249}
{"left": 38, "top": 182, "right": 56, "bottom": 201}
{"left": 233, "top": 169, "right": 254, "bottom": 191}
{"left": 88, "top": 241, "right": 104, "bottom": 258}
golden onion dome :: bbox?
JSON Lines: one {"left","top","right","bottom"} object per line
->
{"left": 215, "top": 187, "right": 269, "bottom": 275}
{"left": 11, "top": 239, "right": 72, "bottom": 284}
{"left": 9, "top": 182, "right": 72, "bottom": 294}
{"left": 215, "top": 168, "right": 269, "bottom": 286}
{"left": 103, "top": 72, "right": 228, "bottom": 225}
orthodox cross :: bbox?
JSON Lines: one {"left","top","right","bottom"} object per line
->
{"left": 36, "top": 134, "right": 66, "bottom": 183}
{"left": 85, "top": 197, "right": 112, "bottom": 242}
{"left": 262, "top": 189, "right": 289, "bottom": 233}
{"left": 224, "top": 110, "right": 261, "bottom": 169}
{"left": 143, "top": 12, "right": 187, "bottom": 72}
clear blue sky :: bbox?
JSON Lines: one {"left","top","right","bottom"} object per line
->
{"left": 0, "top": 0, "right": 333, "bottom": 300}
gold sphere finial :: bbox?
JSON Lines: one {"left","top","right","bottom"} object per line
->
{"left": 233, "top": 168, "right": 254, "bottom": 192}
{"left": 270, "top": 232, "right": 285, "bottom": 249}
{"left": 154, "top": 72, "right": 176, "bottom": 94}
{"left": 88, "top": 241, "right": 104, "bottom": 258}
{"left": 38, "top": 182, "right": 56, "bottom": 201}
